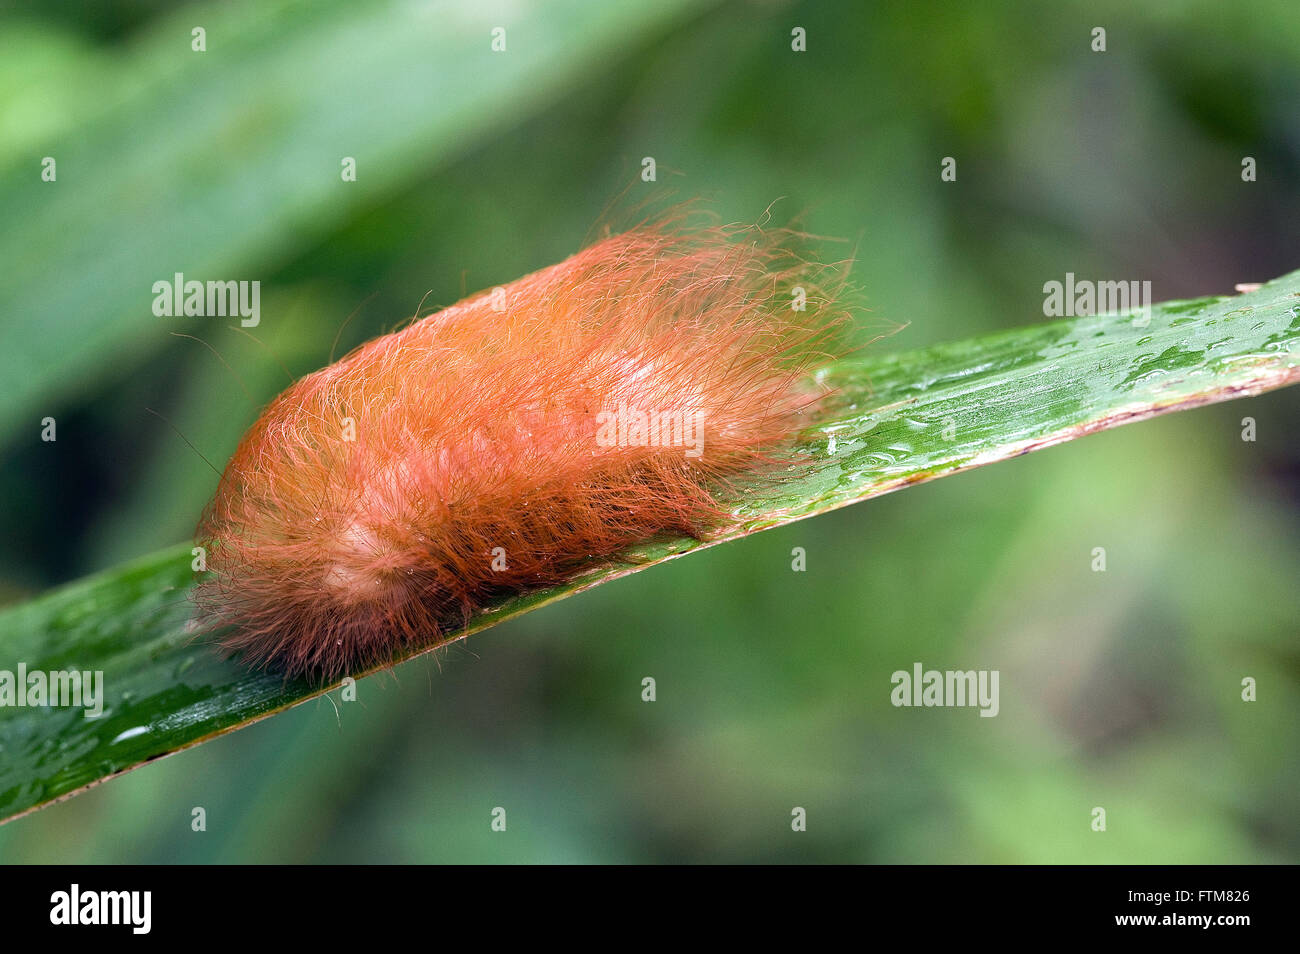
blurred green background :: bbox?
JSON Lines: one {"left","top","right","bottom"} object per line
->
{"left": 1, "top": 0, "right": 1297, "bottom": 862}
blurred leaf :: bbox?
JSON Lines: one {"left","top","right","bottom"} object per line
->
{"left": 1, "top": 272, "right": 1298, "bottom": 823}
{"left": 0, "top": 0, "right": 710, "bottom": 444}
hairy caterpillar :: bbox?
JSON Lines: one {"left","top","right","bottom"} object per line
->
{"left": 196, "top": 220, "right": 852, "bottom": 678}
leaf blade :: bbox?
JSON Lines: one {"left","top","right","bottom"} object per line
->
{"left": 1, "top": 272, "right": 1297, "bottom": 823}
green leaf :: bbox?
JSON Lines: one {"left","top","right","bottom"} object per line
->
{"left": 2, "top": 272, "right": 1298, "bottom": 823}
{"left": 0, "top": 0, "right": 710, "bottom": 445}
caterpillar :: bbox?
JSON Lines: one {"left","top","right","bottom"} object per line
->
{"left": 195, "top": 219, "right": 853, "bottom": 678}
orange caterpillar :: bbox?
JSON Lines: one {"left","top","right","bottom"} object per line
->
{"left": 196, "top": 220, "right": 850, "bottom": 678}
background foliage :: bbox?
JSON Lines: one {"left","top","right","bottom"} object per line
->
{"left": 0, "top": 0, "right": 1296, "bottom": 861}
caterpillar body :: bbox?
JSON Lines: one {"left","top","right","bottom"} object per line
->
{"left": 196, "top": 222, "right": 851, "bottom": 678}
